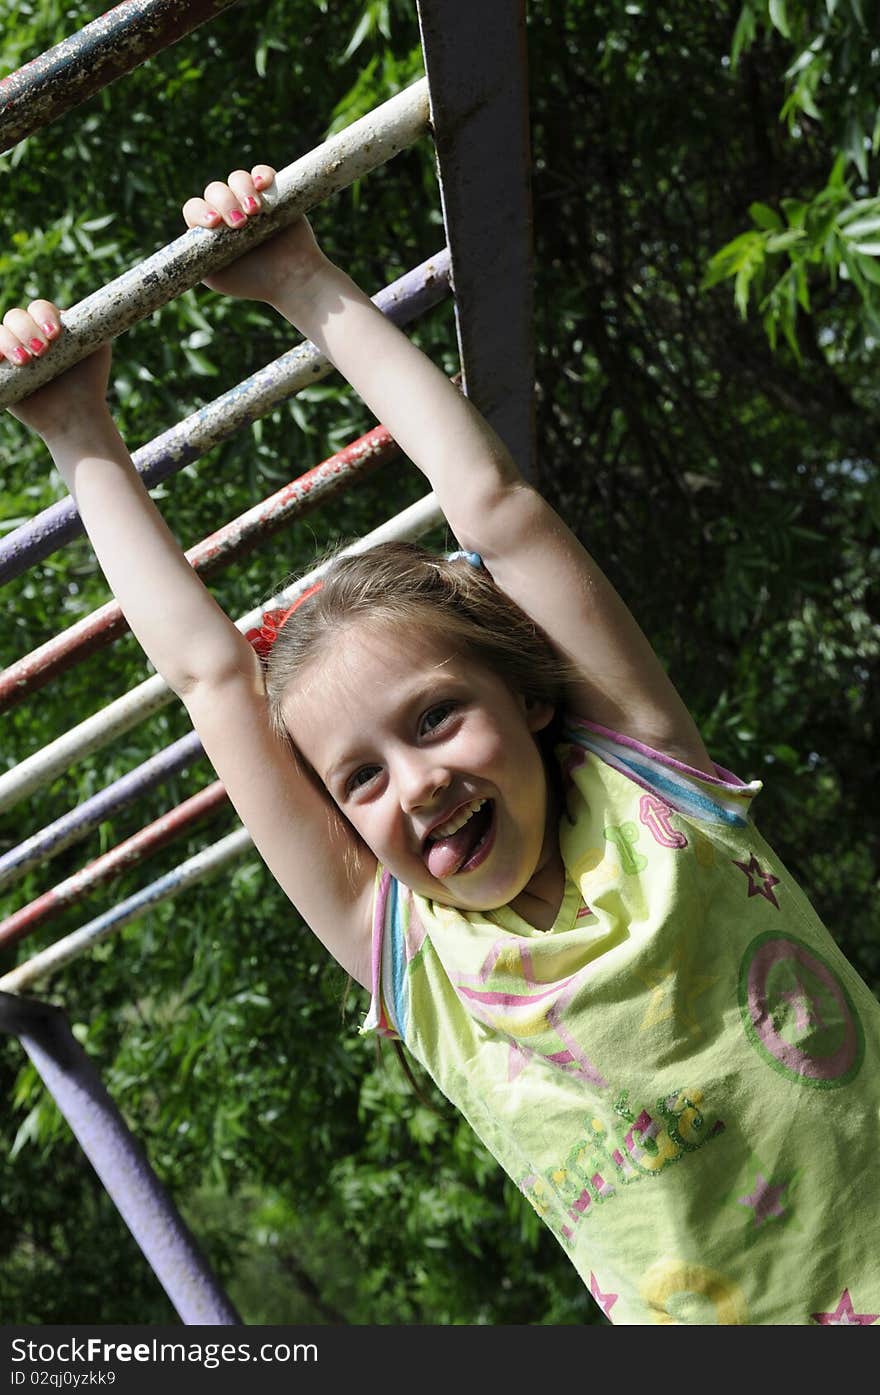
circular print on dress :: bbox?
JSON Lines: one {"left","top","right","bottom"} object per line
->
{"left": 739, "top": 932, "right": 864, "bottom": 1088}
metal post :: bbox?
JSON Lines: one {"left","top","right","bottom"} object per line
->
{"left": 0, "top": 991, "right": 242, "bottom": 1324}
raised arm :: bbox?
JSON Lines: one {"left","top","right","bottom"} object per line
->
{"left": 2, "top": 304, "right": 375, "bottom": 987}
{"left": 188, "top": 167, "right": 713, "bottom": 772}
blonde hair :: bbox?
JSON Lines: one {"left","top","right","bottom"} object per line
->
{"left": 264, "top": 541, "right": 574, "bottom": 741}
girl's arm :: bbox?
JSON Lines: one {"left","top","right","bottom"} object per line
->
{"left": 2, "top": 305, "right": 376, "bottom": 987}
{"left": 190, "top": 168, "right": 713, "bottom": 773}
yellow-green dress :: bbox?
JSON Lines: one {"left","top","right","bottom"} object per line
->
{"left": 363, "top": 719, "right": 880, "bottom": 1325}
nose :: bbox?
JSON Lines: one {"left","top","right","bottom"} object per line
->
{"left": 396, "top": 751, "right": 451, "bottom": 813}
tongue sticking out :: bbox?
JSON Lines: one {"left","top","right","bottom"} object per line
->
{"left": 425, "top": 802, "right": 492, "bottom": 879}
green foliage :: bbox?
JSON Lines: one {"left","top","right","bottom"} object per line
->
{"left": 710, "top": 2, "right": 880, "bottom": 345}
{"left": 0, "top": 0, "right": 877, "bottom": 1327}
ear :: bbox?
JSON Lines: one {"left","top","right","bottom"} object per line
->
{"left": 523, "top": 696, "right": 555, "bottom": 733}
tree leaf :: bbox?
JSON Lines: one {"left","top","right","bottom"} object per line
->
{"left": 769, "top": 0, "right": 790, "bottom": 37}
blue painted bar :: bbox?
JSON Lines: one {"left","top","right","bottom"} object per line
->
{"left": 0, "top": 251, "right": 450, "bottom": 585}
{"left": 1, "top": 829, "right": 253, "bottom": 994}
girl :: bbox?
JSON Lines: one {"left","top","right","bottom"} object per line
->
{"left": 4, "top": 165, "right": 879, "bottom": 1326}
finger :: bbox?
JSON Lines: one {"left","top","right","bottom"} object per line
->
{"left": 251, "top": 164, "right": 276, "bottom": 194}
{"left": 1, "top": 307, "right": 51, "bottom": 359}
{"left": 0, "top": 323, "right": 32, "bottom": 366}
{"left": 203, "top": 179, "right": 250, "bottom": 228}
{"left": 227, "top": 168, "right": 263, "bottom": 217}
{"left": 183, "top": 195, "right": 223, "bottom": 230}
{"left": 28, "top": 299, "right": 63, "bottom": 342}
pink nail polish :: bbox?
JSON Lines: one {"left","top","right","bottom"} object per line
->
{"left": 12, "top": 346, "right": 30, "bottom": 364}
{"left": 29, "top": 337, "right": 45, "bottom": 354}
{"left": 244, "top": 196, "right": 259, "bottom": 212}
{"left": 228, "top": 209, "right": 245, "bottom": 225}
{"left": 42, "top": 322, "right": 57, "bottom": 337}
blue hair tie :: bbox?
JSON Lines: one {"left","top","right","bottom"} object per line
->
{"left": 446, "top": 549, "right": 483, "bottom": 569}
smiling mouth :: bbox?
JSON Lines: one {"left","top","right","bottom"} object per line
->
{"left": 423, "top": 799, "right": 495, "bottom": 878}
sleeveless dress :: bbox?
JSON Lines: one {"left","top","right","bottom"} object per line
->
{"left": 362, "top": 718, "right": 880, "bottom": 1325}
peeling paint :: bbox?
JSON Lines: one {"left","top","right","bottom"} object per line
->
{"left": 0, "top": 828, "right": 252, "bottom": 994}
{"left": 0, "top": 79, "right": 430, "bottom": 410}
{"left": 0, "top": 782, "right": 227, "bottom": 948}
{"left": 0, "top": 493, "right": 442, "bottom": 817}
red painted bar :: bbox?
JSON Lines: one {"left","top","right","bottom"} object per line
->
{"left": 0, "top": 424, "right": 399, "bottom": 712}
{"left": 0, "top": 780, "right": 228, "bottom": 951}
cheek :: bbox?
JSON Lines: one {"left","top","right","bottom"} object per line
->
{"left": 347, "top": 799, "right": 397, "bottom": 857}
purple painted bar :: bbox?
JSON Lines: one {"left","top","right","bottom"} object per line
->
{"left": 416, "top": 1, "right": 536, "bottom": 479}
{"left": 0, "top": 731, "right": 204, "bottom": 893}
{"left": 0, "top": 251, "right": 449, "bottom": 586}
{"left": 0, "top": 0, "right": 243, "bottom": 154}
{"left": 0, "top": 992, "right": 241, "bottom": 1324}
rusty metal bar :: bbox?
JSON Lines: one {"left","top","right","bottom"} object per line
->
{"left": 0, "top": 424, "right": 400, "bottom": 710}
{"left": 0, "top": 829, "right": 253, "bottom": 994}
{"left": 0, "top": 991, "right": 242, "bottom": 1323}
{"left": 0, "top": 0, "right": 244, "bottom": 154}
{"left": 0, "top": 492, "right": 444, "bottom": 815}
{"left": 0, "top": 248, "right": 449, "bottom": 586}
{"left": 0, "top": 781, "right": 228, "bottom": 950}
{"left": 416, "top": 0, "right": 535, "bottom": 479}
{"left": 0, "top": 77, "right": 429, "bottom": 410}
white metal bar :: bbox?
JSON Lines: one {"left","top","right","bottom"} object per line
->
{"left": 0, "top": 77, "right": 429, "bottom": 409}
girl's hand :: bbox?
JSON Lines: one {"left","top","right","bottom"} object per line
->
{"left": 182, "top": 165, "right": 328, "bottom": 305}
{"left": 2, "top": 301, "right": 111, "bottom": 443}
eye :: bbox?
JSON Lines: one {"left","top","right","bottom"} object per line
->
{"left": 420, "top": 703, "right": 455, "bottom": 735}
{"left": 346, "top": 764, "right": 381, "bottom": 795}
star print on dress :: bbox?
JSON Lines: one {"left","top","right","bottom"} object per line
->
{"left": 810, "top": 1289, "right": 878, "bottom": 1325}
{"left": 590, "top": 1272, "right": 618, "bottom": 1319}
{"left": 733, "top": 853, "right": 781, "bottom": 909}
{"left": 736, "top": 1171, "right": 787, "bottom": 1227}
{"left": 636, "top": 953, "right": 717, "bottom": 1037}
{"left": 454, "top": 937, "right": 609, "bottom": 1087}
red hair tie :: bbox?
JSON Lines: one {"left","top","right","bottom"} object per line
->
{"left": 246, "top": 581, "right": 323, "bottom": 662}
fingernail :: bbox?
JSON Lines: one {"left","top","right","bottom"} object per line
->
{"left": 29, "top": 337, "right": 46, "bottom": 355}
{"left": 243, "top": 196, "right": 259, "bottom": 213}
{"left": 203, "top": 210, "right": 220, "bottom": 224}
{"left": 253, "top": 173, "right": 265, "bottom": 188}
{"left": 11, "top": 346, "right": 30, "bottom": 364}
{"left": 228, "top": 209, "right": 246, "bottom": 226}
{"left": 42, "top": 321, "right": 58, "bottom": 338}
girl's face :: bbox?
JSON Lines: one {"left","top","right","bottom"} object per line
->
{"left": 282, "top": 620, "right": 559, "bottom": 912}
